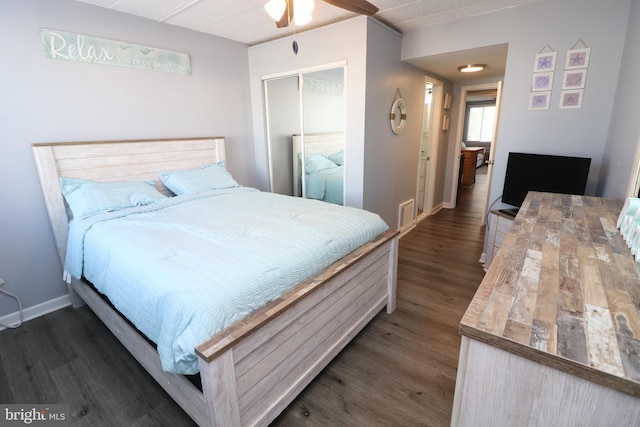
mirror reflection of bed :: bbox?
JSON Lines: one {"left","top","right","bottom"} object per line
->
{"left": 264, "top": 65, "right": 345, "bottom": 204}
{"left": 293, "top": 132, "right": 345, "bottom": 205}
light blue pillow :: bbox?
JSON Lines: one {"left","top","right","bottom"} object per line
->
{"left": 59, "top": 177, "right": 166, "bottom": 220}
{"left": 305, "top": 154, "right": 338, "bottom": 174}
{"left": 327, "top": 150, "right": 344, "bottom": 166}
{"left": 159, "top": 163, "right": 239, "bottom": 195}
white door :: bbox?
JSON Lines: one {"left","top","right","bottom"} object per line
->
{"left": 417, "top": 78, "right": 443, "bottom": 220}
{"left": 417, "top": 84, "right": 432, "bottom": 212}
{"left": 481, "top": 81, "right": 503, "bottom": 221}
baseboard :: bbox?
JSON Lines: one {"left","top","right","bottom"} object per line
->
{"left": 398, "top": 223, "right": 416, "bottom": 238}
{"left": 431, "top": 203, "right": 444, "bottom": 214}
{"left": 0, "top": 294, "right": 71, "bottom": 332}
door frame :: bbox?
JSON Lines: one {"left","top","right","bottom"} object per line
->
{"left": 416, "top": 76, "right": 444, "bottom": 221}
{"left": 449, "top": 81, "right": 503, "bottom": 223}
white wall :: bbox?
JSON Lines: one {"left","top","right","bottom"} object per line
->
{"left": 402, "top": 0, "right": 631, "bottom": 209}
{"left": 599, "top": 0, "right": 640, "bottom": 197}
{"left": 0, "top": 0, "right": 253, "bottom": 317}
{"left": 363, "top": 20, "right": 426, "bottom": 226}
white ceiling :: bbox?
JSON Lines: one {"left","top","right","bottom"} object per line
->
{"left": 76, "top": 0, "right": 540, "bottom": 80}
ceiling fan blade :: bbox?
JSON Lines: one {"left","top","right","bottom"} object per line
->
{"left": 276, "top": 0, "right": 293, "bottom": 28}
{"left": 322, "top": 0, "right": 379, "bottom": 16}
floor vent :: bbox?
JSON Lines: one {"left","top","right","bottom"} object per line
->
{"left": 398, "top": 199, "right": 415, "bottom": 234}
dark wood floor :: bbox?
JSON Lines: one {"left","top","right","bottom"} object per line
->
{"left": 0, "top": 178, "right": 487, "bottom": 426}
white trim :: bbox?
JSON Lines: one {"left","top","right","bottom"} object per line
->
{"left": 0, "top": 294, "right": 71, "bottom": 332}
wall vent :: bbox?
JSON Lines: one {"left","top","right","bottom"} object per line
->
{"left": 398, "top": 199, "right": 415, "bottom": 235}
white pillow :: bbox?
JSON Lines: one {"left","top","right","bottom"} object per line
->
{"left": 159, "top": 163, "right": 239, "bottom": 195}
{"left": 59, "top": 177, "right": 166, "bottom": 220}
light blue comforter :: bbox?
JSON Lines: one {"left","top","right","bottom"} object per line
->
{"left": 64, "top": 187, "right": 388, "bottom": 374}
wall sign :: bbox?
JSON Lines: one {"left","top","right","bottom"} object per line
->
{"left": 40, "top": 28, "right": 191, "bottom": 75}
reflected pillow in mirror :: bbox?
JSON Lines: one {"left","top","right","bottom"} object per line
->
{"left": 305, "top": 154, "right": 338, "bottom": 174}
{"left": 327, "top": 150, "right": 344, "bottom": 166}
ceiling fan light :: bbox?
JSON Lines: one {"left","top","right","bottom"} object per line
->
{"left": 265, "top": 0, "right": 287, "bottom": 21}
{"left": 294, "top": 11, "right": 312, "bottom": 26}
{"left": 458, "top": 64, "right": 486, "bottom": 73}
{"left": 295, "top": 0, "right": 314, "bottom": 15}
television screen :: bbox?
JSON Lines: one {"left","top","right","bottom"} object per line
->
{"left": 501, "top": 152, "right": 591, "bottom": 210}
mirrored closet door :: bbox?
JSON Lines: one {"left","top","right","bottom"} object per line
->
{"left": 264, "top": 64, "right": 346, "bottom": 205}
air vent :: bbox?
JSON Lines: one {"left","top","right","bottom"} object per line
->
{"left": 398, "top": 199, "right": 415, "bottom": 235}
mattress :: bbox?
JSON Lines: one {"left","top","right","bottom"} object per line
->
{"left": 64, "top": 187, "right": 388, "bottom": 374}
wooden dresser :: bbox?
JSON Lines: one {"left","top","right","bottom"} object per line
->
{"left": 452, "top": 192, "right": 640, "bottom": 426}
{"left": 461, "top": 147, "right": 484, "bottom": 187}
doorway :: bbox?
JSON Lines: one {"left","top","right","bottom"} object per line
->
{"left": 452, "top": 81, "right": 503, "bottom": 222}
{"left": 417, "top": 77, "right": 443, "bottom": 221}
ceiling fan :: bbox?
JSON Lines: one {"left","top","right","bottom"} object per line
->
{"left": 265, "top": 0, "right": 379, "bottom": 28}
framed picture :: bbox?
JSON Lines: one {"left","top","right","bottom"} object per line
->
{"left": 529, "top": 91, "right": 550, "bottom": 110}
{"left": 444, "top": 92, "right": 451, "bottom": 110}
{"left": 565, "top": 47, "right": 590, "bottom": 69}
{"left": 533, "top": 51, "right": 557, "bottom": 72}
{"left": 531, "top": 72, "right": 554, "bottom": 91}
{"left": 442, "top": 115, "right": 450, "bottom": 131}
{"left": 562, "top": 69, "right": 587, "bottom": 89}
{"left": 559, "top": 90, "right": 584, "bottom": 109}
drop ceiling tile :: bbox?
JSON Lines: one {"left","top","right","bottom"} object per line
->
{"left": 75, "top": 0, "right": 547, "bottom": 46}
{"left": 109, "top": 0, "right": 202, "bottom": 21}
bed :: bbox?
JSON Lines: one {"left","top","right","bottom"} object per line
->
{"left": 292, "top": 133, "right": 345, "bottom": 205}
{"left": 32, "top": 136, "right": 398, "bottom": 427}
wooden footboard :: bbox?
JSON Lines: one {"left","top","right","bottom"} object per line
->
{"left": 196, "top": 229, "right": 398, "bottom": 426}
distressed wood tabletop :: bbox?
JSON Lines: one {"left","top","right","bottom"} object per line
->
{"left": 460, "top": 192, "right": 640, "bottom": 397}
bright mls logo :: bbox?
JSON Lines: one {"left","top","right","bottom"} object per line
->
{"left": 2, "top": 405, "right": 69, "bottom": 426}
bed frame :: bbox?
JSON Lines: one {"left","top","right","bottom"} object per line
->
{"left": 32, "top": 137, "right": 398, "bottom": 427}
{"left": 292, "top": 132, "right": 345, "bottom": 198}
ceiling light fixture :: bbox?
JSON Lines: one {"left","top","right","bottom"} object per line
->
{"left": 264, "top": 0, "right": 315, "bottom": 27}
{"left": 265, "top": 0, "right": 287, "bottom": 21}
{"left": 294, "top": 0, "right": 314, "bottom": 26}
{"left": 458, "top": 64, "right": 486, "bottom": 73}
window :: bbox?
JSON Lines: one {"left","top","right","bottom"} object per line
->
{"left": 464, "top": 102, "right": 496, "bottom": 143}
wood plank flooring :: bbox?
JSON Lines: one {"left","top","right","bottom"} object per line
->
{"left": 0, "top": 177, "right": 487, "bottom": 426}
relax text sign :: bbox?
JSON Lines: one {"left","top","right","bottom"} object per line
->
{"left": 40, "top": 28, "right": 191, "bottom": 75}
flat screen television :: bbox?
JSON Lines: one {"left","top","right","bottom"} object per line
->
{"left": 501, "top": 152, "right": 591, "bottom": 215}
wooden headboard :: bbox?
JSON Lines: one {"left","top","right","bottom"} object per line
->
{"left": 292, "top": 132, "right": 345, "bottom": 197}
{"left": 32, "top": 137, "right": 226, "bottom": 265}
